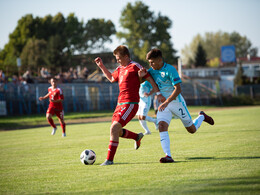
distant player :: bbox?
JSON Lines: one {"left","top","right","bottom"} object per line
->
{"left": 136, "top": 80, "right": 158, "bottom": 135}
{"left": 146, "top": 48, "right": 214, "bottom": 163}
{"left": 39, "top": 77, "right": 66, "bottom": 137}
{"left": 94, "top": 45, "right": 164, "bottom": 166}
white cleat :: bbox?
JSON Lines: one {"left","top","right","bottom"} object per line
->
{"left": 62, "top": 133, "right": 66, "bottom": 137}
{"left": 51, "top": 128, "right": 57, "bottom": 135}
{"left": 100, "top": 160, "right": 114, "bottom": 166}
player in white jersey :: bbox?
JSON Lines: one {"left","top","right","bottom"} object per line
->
{"left": 136, "top": 81, "right": 158, "bottom": 135}
{"left": 146, "top": 48, "right": 215, "bottom": 163}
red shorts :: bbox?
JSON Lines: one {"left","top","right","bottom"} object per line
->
{"left": 112, "top": 104, "right": 138, "bottom": 127}
{"left": 47, "top": 107, "right": 64, "bottom": 120}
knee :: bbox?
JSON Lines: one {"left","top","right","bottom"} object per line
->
{"left": 139, "top": 115, "right": 145, "bottom": 120}
{"left": 186, "top": 126, "right": 196, "bottom": 134}
{"left": 110, "top": 122, "right": 121, "bottom": 135}
{"left": 158, "top": 121, "right": 168, "bottom": 132}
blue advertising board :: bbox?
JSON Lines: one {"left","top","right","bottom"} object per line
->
{"left": 221, "top": 45, "right": 236, "bottom": 63}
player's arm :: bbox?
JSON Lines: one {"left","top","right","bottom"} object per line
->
{"left": 50, "top": 93, "right": 64, "bottom": 103}
{"left": 145, "top": 75, "right": 166, "bottom": 103}
{"left": 50, "top": 99, "right": 63, "bottom": 103}
{"left": 158, "top": 83, "right": 181, "bottom": 111}
{"left": 39, "top": 93, "right": 49, "bottom": 101}
{"left": 94, "top": 57, "right": 115, "bottom": 83}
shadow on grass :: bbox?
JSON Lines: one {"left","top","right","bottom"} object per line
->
{"left": 186, "top": 156, "right": 260, "bottom": 161}
{"left": 186, "top": 176, "right": 260, "bottom": 194}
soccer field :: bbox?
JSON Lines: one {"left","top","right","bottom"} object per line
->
{"left": 0, "top": 106, "right": 260, "bottom": 194}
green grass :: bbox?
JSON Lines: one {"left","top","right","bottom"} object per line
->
{"left": 0, "top": 110, "right": 114, "bottom": 130}
{"left": 0, "top": 106, "right": 221, "bottom": 130}
{"left": 0, "top": 106, "right": 260, "bottom": 194}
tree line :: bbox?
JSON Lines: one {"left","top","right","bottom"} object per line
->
{"left": 0, "top": 1, "right": 178, "bottom": 77}
{"left": 0, "top": 1, "right": 258, "bottom": 78}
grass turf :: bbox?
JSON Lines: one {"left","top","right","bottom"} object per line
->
{"left": 0, "top": 106, "right": 259, "bottom": 194}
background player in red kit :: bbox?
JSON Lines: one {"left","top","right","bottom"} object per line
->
{"left": 95, "top": 45, "right": 164, "bottom": 166}
{"left": 39, "top": 77, "right": 66, "bottom": 137}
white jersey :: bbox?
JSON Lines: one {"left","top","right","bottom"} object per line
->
{"left": 148, "top": 62, "right": 193, "bottom": 127}
{"left": 136, "top": 81, "right": 153, "bottom": 116}
{"left": 148, "top": 62, "right": 184, "bottom": 102}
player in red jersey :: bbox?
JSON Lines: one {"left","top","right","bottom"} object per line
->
{"left": 39, "top": 77, "right": 66, "bottom": 137}
{"left": 95, "top": 45, "right": 165, "bottom": 166}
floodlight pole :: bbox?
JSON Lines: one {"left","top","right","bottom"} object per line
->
{"left": 178, "top": 58, "right": 182, "bottom": 78}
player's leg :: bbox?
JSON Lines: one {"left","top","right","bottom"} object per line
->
{"left": 176, "top": 101, "right": 214, "bottom": 133}
{"left": 138, "top": 115, "right": 151, "bottom": 135}
{"left": 101, "top": 104, "right": 142, "bottom": 166}
{"left": 145, "top": 98, "right": 158, "bottom": 129}
{"left": 137, "top": 99, "right": 151, "bottom": 135}
{"left": 157, "top": 108, "right": 174, "bottom": 163}
{"left": 56, "top": 110, "right": 66, "bottom": 137}
{"left": 185, "top": 111, "right": 214, "bottom": 133}
{"left": 145, "top": 116, "right": 159, "bottom": 131}
{"left": 101, "top": 121, "right": 121, "bottom": 165}
{"left": 117, "top": 104, "right": 143, "bottom": 149}
{"left": 46, "top": 108, "right": 57, "bottom": 135}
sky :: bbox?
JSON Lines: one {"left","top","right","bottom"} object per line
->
{"left": 0, "top": 0, "right": 260, "bottom": 56}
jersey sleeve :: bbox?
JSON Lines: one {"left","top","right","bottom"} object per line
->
{"left": 169, "top": 66, "right": 182, "bottom": 86}
{"left": 111, "top": 68, "right": 119, "bottom": 82}
{"left": 59, "top": 89, "right": 64, "bottom": 100}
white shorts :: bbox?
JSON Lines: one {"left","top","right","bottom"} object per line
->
{"left": 136, "top": 96, "right": 151, "bottom": 116}
{"left": 157, "top": 100, "right": 193, "bottom": 127}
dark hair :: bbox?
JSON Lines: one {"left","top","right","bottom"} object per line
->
{"left": 146, "top": 48, "right": 162, "bottom": 60}
{"left": 50, "top": 77, "right": 57, "bottom": 81}
{"left": 113, "top": 45, "right": 130, "bottom": 57}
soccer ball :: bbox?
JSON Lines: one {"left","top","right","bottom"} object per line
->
{"left": 80, "top": 149, "right": 96, "bottom": 165}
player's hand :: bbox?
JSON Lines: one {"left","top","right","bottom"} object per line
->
{"left": 157, "top": 94, "right": 166, "bottom": 103}
{"left": 39, "top": 97, "right": 43, "bottom": 101}
{"left": 144, "top": 92, "right": 150, "bottom": 97}
{"left": 138, "top": 68, "right": 147, "bottom": 78}
{"left": 94, "top": 57, "right": 103, "bottom": 67}
{"left": 158, "top": 101, "right": 169, "bottom": 112}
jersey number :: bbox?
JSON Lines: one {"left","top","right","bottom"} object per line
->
{"left": 179, "top": 108, "right": 185, "bottom": 118}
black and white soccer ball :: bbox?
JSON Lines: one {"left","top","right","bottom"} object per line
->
{"left": 80, "top": 149, "right": 96, "bottom": 165}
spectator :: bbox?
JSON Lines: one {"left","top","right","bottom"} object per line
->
{"left": 73, "top": 69, "right": 78, "bottom": 79}
{"left": 0, "top": 70, "right": 5, "bottom": 82}
{"left": 22, "top": 70, "right": 34, "bottom": 83}
{"left": 40, "top": 67, "right": 47, "bottom": 78}
{"left": 81, "top": 67, "right": 89, "bottom": 80}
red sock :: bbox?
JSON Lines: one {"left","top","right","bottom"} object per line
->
{"left": 107, "top": 140, "right": 119, "bottom": 161}
{"left": 121, "top": 129, "right": 138, "bottom": 140}
{"left": 47, "top": 118, "right": 56, "bottom": 128}
{"left": 61, "top": 123, "right": 66, "bottom": 133}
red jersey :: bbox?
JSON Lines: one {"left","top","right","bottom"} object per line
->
{"left": 112, "top": 61, "right": 148, "bottom": 103}
{"left": 48, "top": 87, "right": 64, "bottom": 110}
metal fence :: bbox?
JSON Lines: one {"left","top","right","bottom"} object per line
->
{"left": 0, "top": 82, "right": 119, "bottom": 116}
{"left": 0, "top": 80, "right": 221, "bottom": 116}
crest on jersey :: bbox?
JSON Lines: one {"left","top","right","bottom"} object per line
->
{"left": 161, "top": 72, "right": 165, "bottom": 78}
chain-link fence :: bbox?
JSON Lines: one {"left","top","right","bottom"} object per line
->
{"left": 0, "top": 81, "right": 222, "bottom": 116}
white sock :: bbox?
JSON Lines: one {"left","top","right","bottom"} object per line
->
{"left": 139, "top": 120, "right": 151, "bottom": 133}
{"left": 146, "top": 116, "right": 157, "bottom": 123}
{"left": 159, "top": 131, "right": 171, "bottom": 157}
{"left": 193, "top": 115, "right": 205, "bottom": 130}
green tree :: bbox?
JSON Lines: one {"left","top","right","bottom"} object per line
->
{"left": 84, "top": 18, "right": 116, "bottom": 53}
{"left": 45, "top": 35, "right": 66, "bottom": 73}
{"left": 234, "top": 61, "right": 244, "bottom": 87}
{"left": 117, "top": 1, "right": 177, "bottom": 64}
{"left": 20, "top": 38, "right": 47, "bottom": 75}
{"left": 0, "top": 13, "right": 116, "bottom": 76}
{"left": 194, "top": 43, "right": 207, "bottom": 67}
